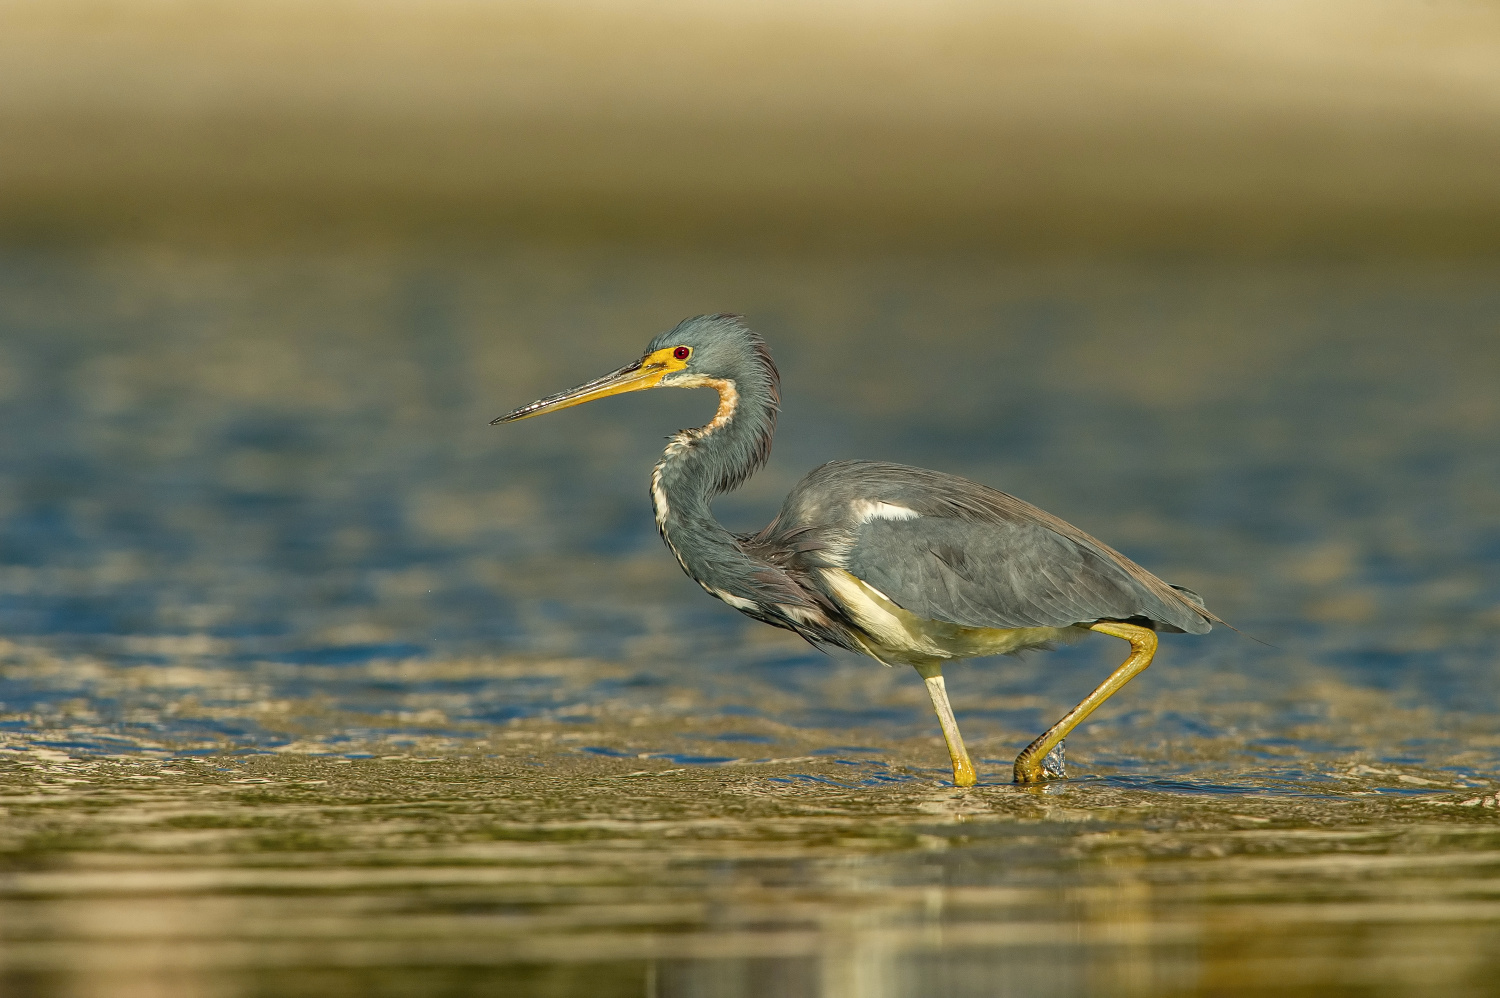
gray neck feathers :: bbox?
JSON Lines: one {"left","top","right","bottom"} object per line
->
{"left": 650, "top": 354, "right": 778, "bottom": 593}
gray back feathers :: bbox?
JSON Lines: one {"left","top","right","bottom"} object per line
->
{"left": 753, "top": 461, "right": 1214, "bottom": 635}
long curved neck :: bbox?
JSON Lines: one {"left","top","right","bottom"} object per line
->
{"left": 650, "top": 375, "right": 777, "bottom": 593}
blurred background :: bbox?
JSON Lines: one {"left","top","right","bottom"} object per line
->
{"left": 5, "top": 0, "right": 1500, "bottom": 253}
{"left": 2, "top": 2, "right": 1500, "bottom": 996}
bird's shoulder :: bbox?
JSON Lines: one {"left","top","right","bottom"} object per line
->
{"left": 765, "top": 459, "right": 1062, "bottom": 534}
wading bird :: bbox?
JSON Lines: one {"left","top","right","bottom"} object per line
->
{"left": 494, "top": 315, "right": 1216, "bottom": 785}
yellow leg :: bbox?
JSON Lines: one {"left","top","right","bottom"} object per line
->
{"left": 915, "top": 661, "right": 978, "bottom": 787}
{"left": 1013, "top": 621, "right": 1158, "bottom": 784}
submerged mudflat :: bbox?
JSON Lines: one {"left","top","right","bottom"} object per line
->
{"left": 6, "top": 727, "right": 1500, "bottom": 997}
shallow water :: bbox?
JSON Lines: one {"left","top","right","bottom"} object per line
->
{"left": 1, "top": 248, "right": 1498, "bottom": 995}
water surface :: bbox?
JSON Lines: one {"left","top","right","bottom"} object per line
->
{"left": 1, "top": 249, "right": 1498, "bottom": 995}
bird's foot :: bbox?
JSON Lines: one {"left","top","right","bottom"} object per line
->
{"left": 1041, "top": 739, "right": 1067, "bottom": 780}
{"left": 1013, "top": 736, "right": 1067, "bottom": 784}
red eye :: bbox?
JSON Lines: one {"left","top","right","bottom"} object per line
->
{"left": 673, "top": 346, "right": 691, "bottom": 360}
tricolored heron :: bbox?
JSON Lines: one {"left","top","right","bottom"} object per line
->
{"left": 495, "top": 315, "right": 1217, "bottom": 785}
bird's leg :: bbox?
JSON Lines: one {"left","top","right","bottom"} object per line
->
{"left": 914, "top": 661, "right": 978, "bottom": 787}
{"left": 1013, "top": 621, "right": 1158, "bottom": 784}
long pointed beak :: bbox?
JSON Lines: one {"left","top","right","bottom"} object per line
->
{"left": 491, "top": 359, "right": 667, "bottom": 424}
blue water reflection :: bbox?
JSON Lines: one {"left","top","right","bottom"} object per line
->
{"left": 1, "top": 251, "right": 1499, "bottom": 776}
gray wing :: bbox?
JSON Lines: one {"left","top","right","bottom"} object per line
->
{"left": 759, "top": 461, "right": 1214, "bottom": 635}
{"left": 848, "top": 514, "right": 1210, "bottom": 632}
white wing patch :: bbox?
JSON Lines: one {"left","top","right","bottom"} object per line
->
{"left": 777, "top": 604, "right": 825, "bottom": 626}
{"left": 854, "top": 500, "right": 921, "bottom": 523}
{"left": 711, "top": 589, "right": 758, "bottom": 612}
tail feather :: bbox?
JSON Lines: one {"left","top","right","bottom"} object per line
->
{"left": 1169, "top": 584, "right": 1206, "bottom": 609}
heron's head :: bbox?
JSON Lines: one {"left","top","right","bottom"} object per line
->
{"left": 492, "top": 314, "right": 778, "bottom": 425}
